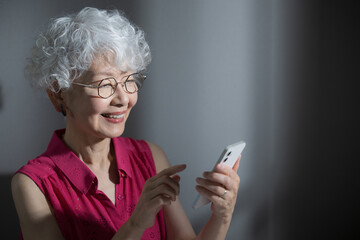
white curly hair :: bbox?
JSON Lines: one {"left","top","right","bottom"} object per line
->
{"left": 26, "top": 7, "right": 151, "bottom": 92}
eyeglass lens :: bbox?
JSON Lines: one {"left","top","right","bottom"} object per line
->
{"left": 97, "top": 73, "right": 144, "bottom": 98}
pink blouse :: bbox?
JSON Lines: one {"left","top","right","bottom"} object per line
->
{"left": 16, "top": 129, "right": 165, "bottom": 240}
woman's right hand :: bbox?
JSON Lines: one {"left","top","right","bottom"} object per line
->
{"left": 129, "top": 164, "right": 187, "bottom": 231}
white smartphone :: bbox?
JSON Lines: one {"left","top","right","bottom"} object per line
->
{"left": 193, "top": 141, "right": 246, "bottom": 209}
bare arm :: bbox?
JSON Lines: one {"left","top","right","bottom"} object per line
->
{"left": 147, "top": 141, "right": 242, "bottom": 240}
{"left": 146, "top": 141, "right": 196, "bottom": 240}
{"left": 11, "top": 173, "right": 65, "bottom": 240}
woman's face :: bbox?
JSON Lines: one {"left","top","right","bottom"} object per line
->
{"left": 61, "top": 56, "right": 138, "bottom": 139}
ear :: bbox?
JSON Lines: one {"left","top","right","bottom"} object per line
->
{"left": 46, "top": 88, "right": 62, "bottom": 113}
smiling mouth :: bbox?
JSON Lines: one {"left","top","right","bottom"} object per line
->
{"left": 101, "top": 113, "right": 125, "bottom": 119}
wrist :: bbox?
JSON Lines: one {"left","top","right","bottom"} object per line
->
{"left": 128, "top": 216, "right": 147, "bottom": 233}
{"left": 111, "top": 217, "right": 146, "bottom": 240}
{"left": 211, "top": 213, "right": 232, "bottom": 225}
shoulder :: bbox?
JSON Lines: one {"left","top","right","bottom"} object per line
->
{"left": 11, "top": 172, "right": 50, "bottom": 226}
{"left": 15, "top": 156, "right": 56, "bottom": 190}
{"left": 11, "top": 173, "right": 64, "bottom": 239}
{"left": 144, "top": 140, "right": 171, "bottom": 174}
{"left": 11, "top": 172, "right": 46, "bottom": 214}
{"left": 12, "top": 157, "right": 53, "bottom": 217}
{"left": 18, "top": 156, "right": 55, "bottom": 175}
{"left": 11, "top": 172, "right": 40, "bottom": 196}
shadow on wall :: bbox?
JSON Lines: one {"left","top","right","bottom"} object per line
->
{"left": 0, "top": 175, "right": 19, "bottom": 238}
{"left": 0, "top": 79, "right": 3, "bottom": 111}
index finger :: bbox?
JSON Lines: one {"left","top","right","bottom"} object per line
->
{"left": 154, "top": 164, "right": 187, "bottom": 179}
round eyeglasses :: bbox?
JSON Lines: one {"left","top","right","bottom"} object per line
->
{"left": 72, "top": 73, "right": 146, "bottom": 99}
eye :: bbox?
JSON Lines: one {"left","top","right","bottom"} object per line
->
{"left": 127, "top": 78, "right": 142, "bottom": 88}
{"left": 126, "top": 79, "right": 136, "bottom": 85}
{"left": 98, "top": 78, "right": 115, "bottom": 88}
{"left": 99, "top": 83, "right": 113, "bottom": 88}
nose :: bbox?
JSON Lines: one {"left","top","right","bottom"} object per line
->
{"left": 111, "top": 82, "right": 129, "bottom": 106}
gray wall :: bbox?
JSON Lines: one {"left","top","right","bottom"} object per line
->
{"left": 0, "top": 0, "right": 357, "bottom": 239}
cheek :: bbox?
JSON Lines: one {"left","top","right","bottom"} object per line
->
{"left": 66, "top": 94, "right": 106, "bottom": 117}
{"left": 128, "top": 94, "right": 138, "bottom": 109}
{"left": 125, "top": 94, "right": 138, "bottom": 120}
{"left": 88, "top": 99, "right": 108, "bottom": 114}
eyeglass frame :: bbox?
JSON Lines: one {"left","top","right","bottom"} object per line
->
{"left": 72, "top": 72, "right": 146, "bottom": 99}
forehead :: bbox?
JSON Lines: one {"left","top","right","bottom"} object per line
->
{"left": 87, "top": 54, "right": 130, "bottom": 77}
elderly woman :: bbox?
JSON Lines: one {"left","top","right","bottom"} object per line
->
{"left": 11, "top": 7, "right": 241, "bottom": 240}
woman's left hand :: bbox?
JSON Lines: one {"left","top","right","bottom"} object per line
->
{"left": 195, "top": 156, "right": 241, "bottom": 221}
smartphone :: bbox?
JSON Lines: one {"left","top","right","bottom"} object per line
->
{"left": 193, "top": 141, "right": 246, "bottom": 209}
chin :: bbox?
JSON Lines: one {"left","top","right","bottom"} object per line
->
{"left": 101, "top": 125, "right": 125, "bottom": 139}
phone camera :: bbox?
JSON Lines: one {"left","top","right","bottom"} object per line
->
{"left": 223, "top": 158, "right": 228, "bottom": 162}
{"left": 227, "top": 151, "right": 232, "bottom": 156}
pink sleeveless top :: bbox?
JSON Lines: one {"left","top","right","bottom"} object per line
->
{"left": 16, "top": 129, "right": 165, "bottom": 240}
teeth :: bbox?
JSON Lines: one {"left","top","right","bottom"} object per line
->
{"left": 102, "top": 114, "right": 125, "bottom": 119}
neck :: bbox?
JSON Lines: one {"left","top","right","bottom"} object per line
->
{"left": 62, "top": 125, "right": 113, "bottom": 169}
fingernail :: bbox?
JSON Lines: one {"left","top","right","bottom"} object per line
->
{"left": 218, "top": 163, "right": 224, "bottom": 169}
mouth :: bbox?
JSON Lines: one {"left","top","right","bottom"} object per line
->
{"left": 101, "top": 113, "right": 126, "bottom": 119}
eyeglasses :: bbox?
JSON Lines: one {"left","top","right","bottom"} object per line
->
{"left": 72, "top": 73, "right": 146, "bottom": 99}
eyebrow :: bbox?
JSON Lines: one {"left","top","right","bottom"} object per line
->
{"left": 92, "top": 71, "right": 127, "bottom": 77}
{"left": 85, "top": 70, "right": 132, "bottom": 84}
